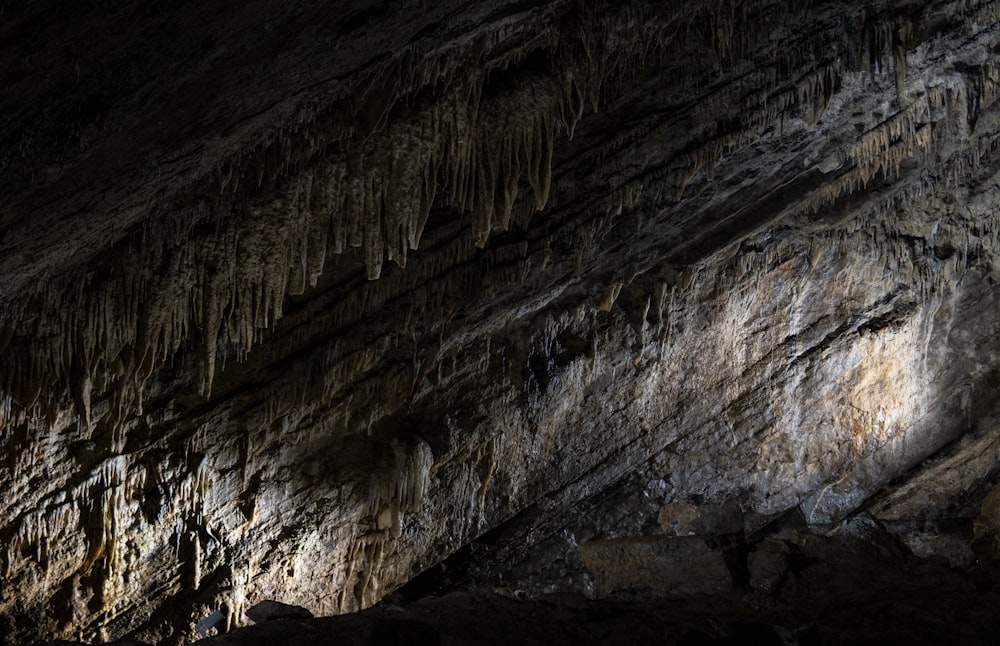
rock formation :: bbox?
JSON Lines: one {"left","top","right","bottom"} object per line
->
{"left": 1, "top": 0, "right": 1000, "bottom": 643}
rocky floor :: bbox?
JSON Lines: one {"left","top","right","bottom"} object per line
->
{"left": 51, "top": 500, "right": 1000, "bottom": 645}
{"left": 92, "top": 523, "right": 1000, "bottom": 645}
{"left": 180, "top": 464, "right": 1000, "bottom": 645}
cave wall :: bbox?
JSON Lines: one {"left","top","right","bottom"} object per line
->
{"left": 1, "top": 1, "right": 1000, "bottom": 643}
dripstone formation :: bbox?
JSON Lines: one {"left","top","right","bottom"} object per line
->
{"left": 2, "top": 1, "right": 1000, "bottom": 643}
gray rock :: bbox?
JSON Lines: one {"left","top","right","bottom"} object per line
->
{"left": 689, "top": 501, "right": 744, "bottom": 536}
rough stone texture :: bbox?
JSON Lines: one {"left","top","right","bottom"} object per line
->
{"left": 657, "top": 502, "right": 702, "bottom": 537}
{"left": 190, "top": 529, "right": 1000, "bottom": 645}
{"left": 973, "top": 480, "right": 1000, "bottom": 572}
{"left": 867, "top": 413, "right": 1000, "bottom": 563}
{"left": 976, "top": 481, "right": 1000, "bottom": 537}
{"left": 1, "top": 0, "right": 1000, "bottom": 643}
{"left": 659, "top": 501, "right": 744, "bottom": 537}
{"left": 748, "top": 538, "right": 789, "bottom": 593}
{"left": 579, "top": 537, "right": 733, "bottom": 598}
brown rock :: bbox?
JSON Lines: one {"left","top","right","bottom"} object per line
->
{"left": 748, "top": 538, "right": 789, "bottom": 593}
{"left": 975, "top": 481, "right": 1000, "bottom": 539}
{"left": 657, "top": 502, "right": 700, "bottom": 536}
{"left": 579, "top": 537, "right": 732, "bottom": 599}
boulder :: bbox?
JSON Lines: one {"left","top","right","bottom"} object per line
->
{"left": 579, "top": 536, "right": 731, "bottom": 599}
{"left": 748, "top": 538, "right": 789, "bottom": 593}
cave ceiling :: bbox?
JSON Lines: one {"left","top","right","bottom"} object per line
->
{"left": 2, "top": 0, "right": 1000, "bottom": 643}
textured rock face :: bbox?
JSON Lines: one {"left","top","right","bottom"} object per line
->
{"left": 190, "top": 527, "right": 1000, "bottom": 645}
{"left": 579, "top": 537, "right": 733, "bottom": 598}
{"left": 1, "top": 1, "right": 1000, "bottom": 643}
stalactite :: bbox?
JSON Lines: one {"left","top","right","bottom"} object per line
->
{"left": 354, "top": 534, "right": 386, "bottom": 609}
{"left": 0, "top": 0, "right": 862, "bottom": 428}
{"left": 368, "top": 437, "right": 434, "bottom": 539}
{"left": 2, "top": 4, "right": 1000, "bottom": 637}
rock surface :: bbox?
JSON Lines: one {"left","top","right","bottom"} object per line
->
{"left": 1, "top": 0, "right": 1000, "bottom": 643}
{"left": 748, "top": 538, "right": 788, "bottom": 593}
{"left": 188, "top": 529, "right": 1000, "bottom": 645}
{"left": 579, "top": 537, "right": 733, "bottom": 598}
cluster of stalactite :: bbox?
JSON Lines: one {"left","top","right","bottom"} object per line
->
{"left": 0, "top": 0, "right": 999, "bottom": 642}
{"left": 3, "top": 0, "right": 972, "bottom": 434}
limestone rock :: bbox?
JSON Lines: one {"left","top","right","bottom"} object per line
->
{"left": 657, "top": 502, "right": 700, "bottom": 536}
{"left": 1, "top": 0, "right": 1000, "bottom": 642}
{"left": 578, "top": 537, "right": 732, "bottom": 599}
{"left": 895, "top": 532, "right": 975, "bottom": 569}
{"left": 658, "top": 500, "right": 743, "bottom": 537}
{"left": 748, "top": 538, "right": 789, "bottom": 593}
{"left": 972, "top": 481, "right": 1000, "bottom": 570}
{"left": 190, "top": 582, "right": 1000, "bottom": 646}
{"left": 975, "top": 481, "right": 1000, "bottom": 538}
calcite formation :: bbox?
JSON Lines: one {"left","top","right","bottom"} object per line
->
{"left": 1, "top": 0, "right": 999, "bottom": 643}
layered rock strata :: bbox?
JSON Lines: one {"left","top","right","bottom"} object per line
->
{"left": 1, "top": 1, "right": 999, "bottom": 642}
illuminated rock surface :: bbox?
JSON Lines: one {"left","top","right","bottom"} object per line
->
{"left": 2, "top": 0, "right": 1000, "bottom": 643}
